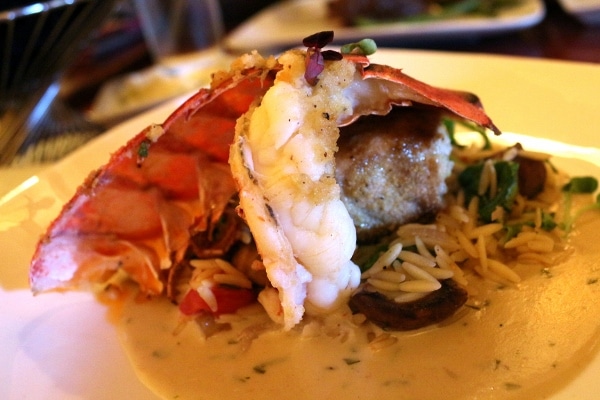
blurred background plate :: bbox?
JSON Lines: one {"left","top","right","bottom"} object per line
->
{"left": 555, "top": 0, "right": 600, "bottom": 24}
{"left": 224, "top": 0, "right": 545, "bottom": 53}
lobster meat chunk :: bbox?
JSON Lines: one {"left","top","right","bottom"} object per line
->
{"left": 30, "top": 35, "right": 498, "bottom": 330}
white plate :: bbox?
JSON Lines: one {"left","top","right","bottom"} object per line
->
{"left": 87, "top": 48, "right": 232, "bottom": 126}
{"left": 224, "top": 0, "right": 546, "bottom": 53}
{"left": 1, "top": 49, "right": 600, "bottom": 399}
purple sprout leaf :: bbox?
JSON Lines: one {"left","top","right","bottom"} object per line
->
{"left": 305, "top": 49, "right": 325, "bottom": 86}
{"left": 302, "top": 31, "right": 342, "bottom": 85}
{"left": 322, "top": 50, "right": 343, "bottom": 61}
{"left": 302, "top": 31, "right": 334, "bottom": 49}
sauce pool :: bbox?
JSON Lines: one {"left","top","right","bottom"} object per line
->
{"left": 112, "top": 213, "right": 600, "bottom": 400}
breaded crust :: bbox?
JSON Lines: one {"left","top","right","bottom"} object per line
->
{"left": 335, "top": 106, "right": 453, "bottom": 242}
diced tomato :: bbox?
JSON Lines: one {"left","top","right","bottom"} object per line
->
{"left": 178, "top": 285, "right": 256, "bottom": 316}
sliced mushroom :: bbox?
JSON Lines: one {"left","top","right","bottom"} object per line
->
{"left": 515, "top": 155, "right": 547, "bottom": 199}
{"left": 349, "top": 279, "right": 468, "bottom": 331}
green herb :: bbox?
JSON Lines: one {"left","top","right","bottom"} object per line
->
{"left": 354, "top": 243, "right": 388, "bottom": 273}
{"left": 504, "top": 382, "right": 522, "bottom": 390}
{"left": 507, "top": 211, "right": 559, "bottom": 239}
{"left": 253, "top": 364, "right": 267, "bottom": 374}
{"left": 562, "top": 176, "right": 598, "bottom": 193}
{"left": 461, "top": 120, "right": 492, "bottom": 149}
{"left": 458, "top": 161, "right": 519, "bottom": 222}
{"left": 503, "top": 223, "right": 523, "bottom": 241}
{"left": 540, "top": 211, "right": 558, "bottom": 231}
{"left": 561, "top": 177, "right": 600, "bottom": 232}
{"left": 138, "top": 140, "right": 150, "bottom": 158}
{"left": 444, "top": 118, "right": 492, "bottom": 149}
{"left": 541, "top": 267, "right": 553, "bottom": 278}
{"left": 343, "top": 358, "right": 361, "bottom": 365}
{"left": 444, "top": 119, "right": 464, "bottom": 148}
{"left": 340, "top": 38, "right": 377, "bottom": 55}
{"left": 137, "top": 139, "right": 151, "bottom": 166}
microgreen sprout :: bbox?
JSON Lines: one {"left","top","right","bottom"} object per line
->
{"left": 302, "top": 31, "right": 343, "bottom": 86}
{"left": 340, "top": 38, "right": 377, "bottom": 55}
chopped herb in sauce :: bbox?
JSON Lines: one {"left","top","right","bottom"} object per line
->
{"left": 253, "top": 364, "right": 267, "bottom": 374}
{"left": 541, "top": 268, "right": 553, "bottom": 278}
{"left": 504, "top": 382, "right": 522, "bottom": 391}
{"left": 151, "top": 349, "right": 166, "bottom": 359}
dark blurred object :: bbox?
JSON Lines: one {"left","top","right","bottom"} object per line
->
{"left": 0, "top": 0, "right": 118, "bottom": 165}
{"left": 219, "top": 0, "right": 277, "bottom": 31}
{"left": 60, "top": 1, "right": 150, "bottom": 106}
{"left": 133, "top": 0, "right": 224, "bottom": 62}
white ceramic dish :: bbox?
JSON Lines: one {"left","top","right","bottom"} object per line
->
{"left": 1, "top": 49, "right": 600, "bottom": 399}
{"left": 224, "top": 0, "right": 546, "bottom": 53}
{"left": 87, "top": 48, "right": 232, "bottom": 127}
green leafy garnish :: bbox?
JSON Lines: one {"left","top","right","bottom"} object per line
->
{"left": 458, "top": 161, "right": 519, "bottom": 222}
{"left": 561, "top": 177, "right": 600, "bottom": 232}
{"left": 354, "top": 243, "right": 389, "bottom": 273}
{"left": 562, "top": 176, "right": 598, "bottom": 193}
{"left": 444, "top": 119, "right": 464, "bottom": 149}
{"left": 540, "top": 211, "right": 558, "bottom": 231}
{"left": 504, "top": 212, "right": 557, "bottom": 241}
{"left": 444, "top": 118, "right": 492, "bottom": 150}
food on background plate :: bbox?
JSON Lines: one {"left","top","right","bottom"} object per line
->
{"left": 328, "top": 0, "right": 521, "bottom": 26}
{"left": 29, "top": 32, "right": 600, "bottom": 399}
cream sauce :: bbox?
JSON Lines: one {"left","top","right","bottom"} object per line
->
{"left": 114, "top": 212, "right": 600, "bottom": 400}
